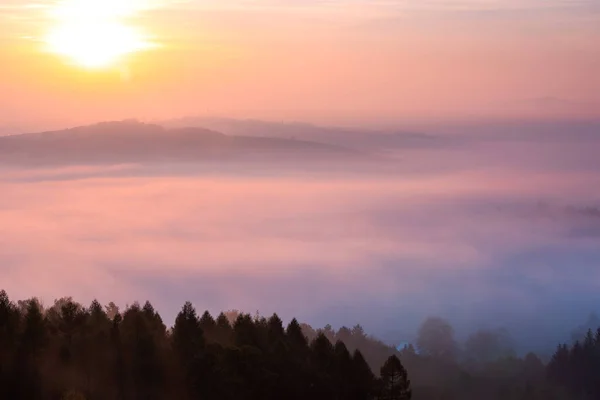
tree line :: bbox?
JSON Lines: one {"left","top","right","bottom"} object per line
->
{"left": 0, "top": 290, "right": 409, "bottom": 400}
{"left": 548, "top": 328, "right": 600, "bottom": 399}
{"left": 1, "top": 290, "right": 599, "bottom": 400}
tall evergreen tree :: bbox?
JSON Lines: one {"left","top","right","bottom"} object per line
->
{"left": 0, "top": 291, "right": 19, "bottom": 399}
{"left": 14, "top": 298, "right": 47, "bottom": 399}
{"left": 199, "top": 310, "right": 217, "bottom": 342}
{"left": 215, "top": 312, "right": 234, "bottom": 346}
{"left": 110, "top": 313, "right": 126, "bottom": 400}
{"left": 352, "top": 349, "right": 376, "bottom": 400}
{"left": 286, "top": 318, "right": 309, "bottom": 352}
{"left": 380, "top": 355, "right": 412, "bottom": 400}
{"left": 171, "top": 301, "right": 205, "bottom": 400}
{"left": 334, "top": 340, "right": 353, "bottom": 400}
{"left": 121, "top": 302, "right": 166, "bottom": 400}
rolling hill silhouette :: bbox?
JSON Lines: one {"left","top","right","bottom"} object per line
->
{"left": 161, "top": 117, "right": 442, "bottom": 150}
{"left": 0, "top": 120, "right": 358, "bottom": 166}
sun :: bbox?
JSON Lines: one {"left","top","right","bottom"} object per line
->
{"left": 44, "top": 0, "right": 155, "bottom": 68}
{"left": 46, "top": 21, "right": 152, "bottom": 68}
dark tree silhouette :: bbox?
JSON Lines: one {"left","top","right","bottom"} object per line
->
{"left": 199, "top": 311, "right": 217, "bottom": 342}
{"left": 15, "top": 298, "right": 47, "bottom": 399}
{"left": 214, "top": 312, "right": 234, "bottom": 346}
{"left": 171, "top": 302, "right": 206, "bottom": 399}
{"left": 1, "top": 289, "right": 597, "bottom": 400}
{"left": 546, "top": 328, "right": 600, "bottom": 400}
{"left": 380, "top": 355, "right": 412, "bottom": 400}
{"left": 352, "top": 349, "right": 377, "bottom": 400}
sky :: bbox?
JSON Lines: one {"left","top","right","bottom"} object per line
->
{"left": 1, "top": 0, "right": 599, "bottom": 132}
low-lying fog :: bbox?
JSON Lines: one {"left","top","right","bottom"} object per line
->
{"left": 1, "top": 120, "right": 600, "bottom": 356}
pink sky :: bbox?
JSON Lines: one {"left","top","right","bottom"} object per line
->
{"left": 0, "top": 0, "right": 599, "bottom": 131}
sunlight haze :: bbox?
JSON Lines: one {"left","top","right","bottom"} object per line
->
{"left": 0, "top": 0, "right": 599, "bottom": 130}
{"left": 43, "top": 0, "right": 156, "bottom": 68}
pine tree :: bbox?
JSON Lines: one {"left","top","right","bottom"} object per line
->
{"left": 286, "top": 318, "right": 309, "bottom": 352}
{"left": 334, "top": 341, "right": 353, "bottom": 400}
{"left": 267, "top": 314, "right": 285, "bottom": 343}
{"left": 110, "top": 313, "right": 126, "bottom": 400}
{"left": 380, "top": 355, "right": 411, "bottom": 400}
{"left": 233, "top": 313, "right": 260, "bottom": 348}
{"left": 121, "top": 302, "right": 166, "bottom": 400}
{"left": 81, "top": 299, "right": 113, "bottom": 398}
{"left": 0, "top": 291, "right": 19, "bottom": 399}
{"left": 309, "top": 333, "right": 336, "bottom": 400}
{"left": 171, "top": 301, "right": 205, "bottom": 399}
{"left": 199, "top": 310, "right": 217, "bottom": 342}
{"left": 215, "top": 312, "right": 234, "bottom": 346}
{"left": 351, "top": 349, "right": 375, "bottom": 400}
{"left": 172, "top": 302, "right": 204, "bottom": 363}
{"left": 15, "top": 299, "right": 47, "bottom": 399}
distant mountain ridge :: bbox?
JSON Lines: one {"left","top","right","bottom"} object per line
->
{"left": 160, "top": 116, "right": 442, "bottom": 151}
{"left": 0, "top": 120, "right": 359, "bottom": 166}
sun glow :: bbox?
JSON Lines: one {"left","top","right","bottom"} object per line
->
{"left": 44, "top": 0, "right": 156, "bottom": 68}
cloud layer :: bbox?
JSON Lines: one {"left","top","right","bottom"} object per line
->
{"left": 1, "top": 128, "right": 600, "bottom": 353}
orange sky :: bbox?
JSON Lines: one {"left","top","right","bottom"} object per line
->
{"left": 1, "top": 0, "right": 599, "bottom": 131}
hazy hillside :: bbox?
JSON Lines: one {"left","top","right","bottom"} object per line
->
{"left": 0, "top": 120, "right": 359, "bottom": 166}
{"left": 160, "top": 117, "right": 445, "bottom": 151}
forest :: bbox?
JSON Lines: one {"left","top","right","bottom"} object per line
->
{"left": 0, "top": 290, "right": 598, "bottom": 400}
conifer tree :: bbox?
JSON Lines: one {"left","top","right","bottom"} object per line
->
{"left": 380, "top": 355, "right": 412, "bottom": 400}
